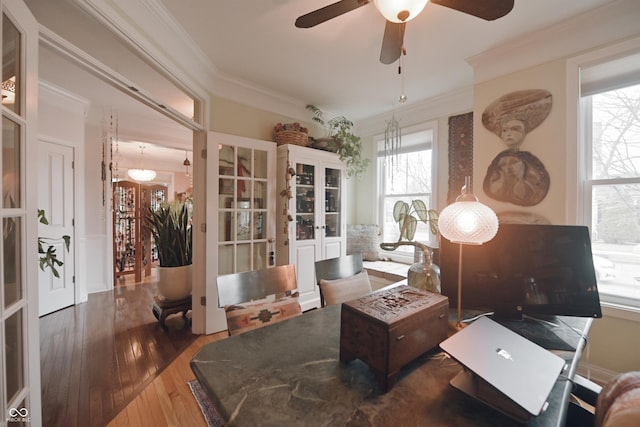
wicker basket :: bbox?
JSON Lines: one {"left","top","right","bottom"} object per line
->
{"left": 274, "top": 130, "right": 309, "bottom": 147}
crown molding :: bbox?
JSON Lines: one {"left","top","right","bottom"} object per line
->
{"left": 39, "top": 80, "right": 91, "bottom": 117}
{"left": 467, "top": 0, "right": 640, "bottom": 84}
{"left": 73, "top": 0, "right": 211, "bottom": 101}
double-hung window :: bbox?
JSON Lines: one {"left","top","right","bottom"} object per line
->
{"left": 581, "top": 52, "right": 640, "bottom": 309}
{"left": 377, "top": 122, "right": 438, "bottom": 263}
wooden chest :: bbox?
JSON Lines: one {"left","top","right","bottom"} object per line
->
{"left": 340, "top": 285, "right": 449, "bottom": 392}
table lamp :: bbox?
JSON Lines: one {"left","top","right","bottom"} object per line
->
{"left": 438, "top": 176, "right": 499, "bottom": 329}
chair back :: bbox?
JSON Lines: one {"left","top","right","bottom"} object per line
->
{"left": 217, "top": 265, "right": 301, "bottom": 335}
{"left": 315, "top": 254, "right": 367, "bottom": 306}
{"left": 217, "top": 264, "right": 297, "bottom": 307}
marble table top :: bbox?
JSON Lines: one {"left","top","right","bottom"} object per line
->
{"left": 191, "top": 303, "right": 590, "bottom": 427}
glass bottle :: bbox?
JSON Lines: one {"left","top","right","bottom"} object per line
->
{"left": 407, "top": 248, "right": 441, "bottom": 293}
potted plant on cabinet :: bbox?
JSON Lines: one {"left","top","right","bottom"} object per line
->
{"left": 306, "top": 104, "right": 370, "bottom": 178}
{"left": 145, "top": 201, "right": 192, "bottom": 301}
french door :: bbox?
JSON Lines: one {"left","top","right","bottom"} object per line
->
{"left": 204, "top": 131, "right": 277, "bottom": 333}
{"left": 1, "top": 0, "right": 39, "bottom": 425}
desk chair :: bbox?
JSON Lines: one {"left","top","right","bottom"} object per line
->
{"left": 217, "top": 264, "right": 301, "bottom": 335}
{"left": 315, "top": 254, "right": 372, "bottom": 306}
{"left": 567, "top": 372, "right": 640, "bottom": 427}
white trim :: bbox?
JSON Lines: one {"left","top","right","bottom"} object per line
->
{"left": 39, "top": 25, "right": 203, "bottom": 132}
{"left": 601, "top": 303, "right": 640, "bottom": 322}
{"left": 39, "top": 80, "right": 91, "bottom": 116}
{"left": 72, "top": 0, "right": 210, "bottom": 126}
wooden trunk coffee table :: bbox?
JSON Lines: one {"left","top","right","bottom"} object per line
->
{"left": 339, "top": 285, "right": 449, "bottom": 391}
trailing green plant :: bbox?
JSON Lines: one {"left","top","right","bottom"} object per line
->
{"left": 38, "top": 209, "right": 71, "bottom": 278}
{"left": 306, "top": 104, "right": 370, "bottom": 178}
{"left": 380, "top": 200, "right": 439, "bottom": 251}
{"left": 145, "top": 202, "right": 192, "bottom": 267}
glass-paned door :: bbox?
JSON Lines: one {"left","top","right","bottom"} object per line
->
{"left": 295, "top": 162, "right": 315, "bottom": 241}
{"left": 324, "top": 167, "right": 341, "bottom": 238}
{"left": 217, "top": 143, "right": 273, "bottom": 274}
{"left": 1, "top": 1, "right": 39, "bottom": 424}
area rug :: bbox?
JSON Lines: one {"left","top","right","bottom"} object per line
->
{"left": 188, "top": 379, "right": 227, "bottom": 427}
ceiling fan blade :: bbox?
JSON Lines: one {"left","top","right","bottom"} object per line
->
{"left": 380, "top": 21, "right": 405, "bottom": 65}
{"left": 430, "top": 0, "right": 514, "bottom": 21}
{"left": 295, "top": 0, "right": 370, "bottom": 28}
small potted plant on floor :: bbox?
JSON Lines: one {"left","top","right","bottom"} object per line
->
{"left": 306, "top": 104, "right": 370, "bottom": 178}
{"left": 145, "top": 201, "right": 192, "bottom": 301}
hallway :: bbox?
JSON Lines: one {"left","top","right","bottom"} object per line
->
{"left": 40, "top": 279, "right": 197, "bottom": 426}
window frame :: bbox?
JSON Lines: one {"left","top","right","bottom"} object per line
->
{"left": 573, "top": 39, "right": 640, "bottom": 317}
{"left": 375, "top": 120, "right": 439, "bottom": 264}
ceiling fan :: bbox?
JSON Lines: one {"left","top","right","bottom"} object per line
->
{"left": 295, "top": 0, "right": 515, "bottom": 64}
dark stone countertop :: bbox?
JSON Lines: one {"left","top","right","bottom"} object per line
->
{"left": 191, "top": 304, "right": 590, "bottom": 427}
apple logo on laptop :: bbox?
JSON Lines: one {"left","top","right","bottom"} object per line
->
{"left": 496, "top": 348, "right": 514, "bottom": 361}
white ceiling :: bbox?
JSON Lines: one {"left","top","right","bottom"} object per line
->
{"left": 28, "top": 0, "right": 620, "bottom": 162}
{"left": 158, "top": 0, "right": 616, "bottom": 121}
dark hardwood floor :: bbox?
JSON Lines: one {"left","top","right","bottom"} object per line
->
{"left": 40, "top": 276, "right": 197, "bottom": 427}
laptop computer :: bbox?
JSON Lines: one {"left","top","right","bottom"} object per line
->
{"left": 440, "top": 316, "right": 566, "bottom": 423}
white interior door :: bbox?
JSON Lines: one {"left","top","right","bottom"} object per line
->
{"left": 37, "top": 140, "right": 75, "bottom": 316}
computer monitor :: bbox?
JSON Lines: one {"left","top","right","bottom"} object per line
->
{"left": 440, "top": 224, "right": 603, "bottom": 319}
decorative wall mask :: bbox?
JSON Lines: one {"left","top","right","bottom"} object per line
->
{"left": 481, "top": 89, "right": 552, "bottom": 206}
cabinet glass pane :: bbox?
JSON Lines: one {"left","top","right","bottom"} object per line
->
{"left": 254, "top": 242, "right": 267, "bottom": 269}
{"left": 254, "top": 149, "right": 267, "bottom": 178}
{"left": 237, "top": 243, "right": 250, "bottom": 272}
{"left": 3, "top": 217, "right": 21, "bottom": 307}
{"left": 218, "top": 244, "right": 233, "bottom": 275}
{"left": 325, "top": 167, "right": 341, "bottom": 238}
{"left": 3, "top": 117, "right": 21, "bottom": 208}
{"left": 5, "top": 308, "right": 24, "bottom": 404}
{"left": 2, "top": 14, "right": 21, "bottom": 114}
{"left": 296, "top": 163, "right": 315, "bottom": 241}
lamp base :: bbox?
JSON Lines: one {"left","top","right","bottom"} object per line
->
{"left": 449, "top": 320, "right": 467, "bottom": 333}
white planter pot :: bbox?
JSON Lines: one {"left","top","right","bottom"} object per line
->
{"left": 157, "top": 264, "right": 192, "bottom": 301}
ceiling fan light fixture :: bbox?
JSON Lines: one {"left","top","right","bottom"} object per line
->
{"left": 373, "top": 0, "right": 428, "bottom": 23}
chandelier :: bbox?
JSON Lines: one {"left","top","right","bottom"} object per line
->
{"left": 183, "top": 151, "right": 191, "bottom": 176}
{"left": 127, "top": 145, "right": 157, "bottom": 182}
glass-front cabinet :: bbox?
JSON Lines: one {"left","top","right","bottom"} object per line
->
{"left": 276, "top": 144, "right": 346, "bottom": 310}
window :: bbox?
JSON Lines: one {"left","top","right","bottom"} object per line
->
{"left": 377, "top": 122, "right": 437, "bottom": 262}
{"left": 581, "top": 54, "right": 640, "bottom": 308}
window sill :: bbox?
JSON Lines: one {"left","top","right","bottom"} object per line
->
{"left": 601, "top": 302, "right": 640, "bottom": 322}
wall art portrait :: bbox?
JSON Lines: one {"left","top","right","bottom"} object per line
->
{"left": 481, "top": 89, "right": 552, "bottom": 206}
